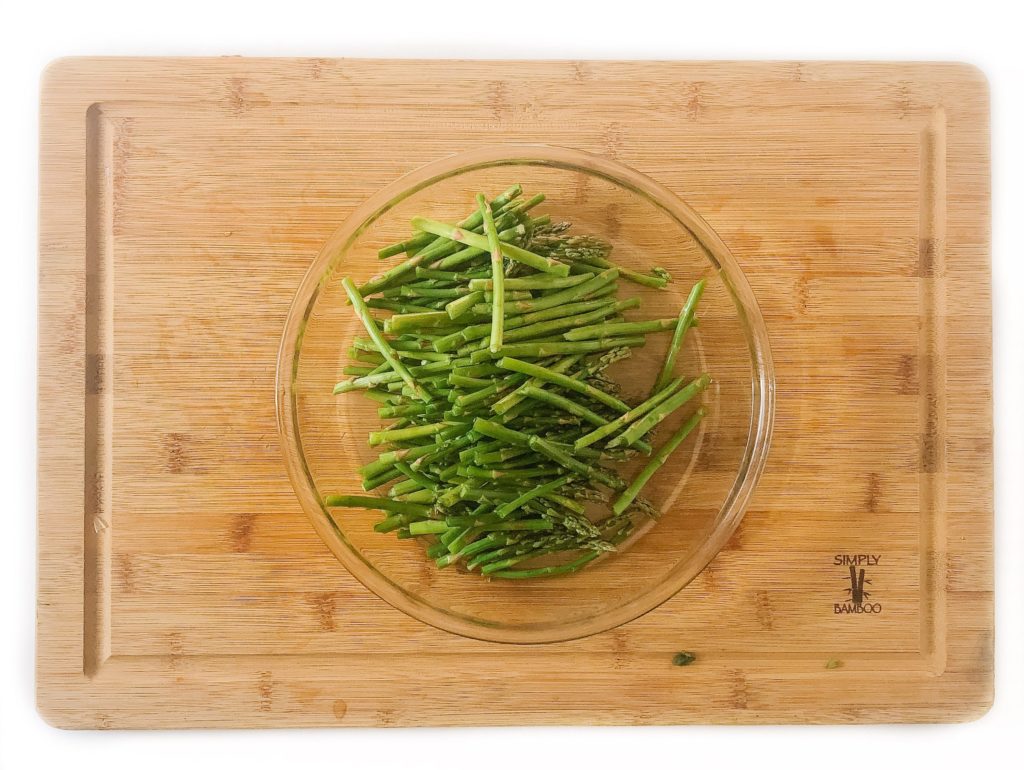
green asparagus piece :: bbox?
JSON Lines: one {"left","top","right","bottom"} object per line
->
{"left": 368, "top": 421, "right": 449, "bottom": 447}
{"left": 497, "top": 356, "right": 629, "bottom": 412}
{"left": 653, "top": 279, "right": 705, "bottom": 393}
{"left": 608, "top": 374, "right": 711, "bottom": 448}
{"left": 613, "top": 408, "right": 706, "bottom": 514}
{"left": 409, "top": 520, "right": 450, "bottom": 535}
{"left": 470, "top": 336, "right": 645, "bottom": 362}
{"left": 324, "top": 495, "right": 431, "bottom": 516}
{"left": 411, "top": 217, "right": 570, "bottom": 276}
{"left": 519, "top": 384, "right": 608, "bottom": 427}
{"left": 396, "top": 489, "right": 436, "bottom": 504}
{"left": 564, "top": 317, "right": 679, "bottom": 341}
{"left": 468, "top": 273, "right": 590, "bottom": 292}
{"left": 497, "top": 268, "right": 619, "bottom": 317}
{"left": 575, "top": 377, "right": 683, "bottom": 449}
{"left": 394, "top": 461, "right": 438, "bottom": 491}
{"left": 573, "top": 254, "right": 670, "bottom": 289}
{"left": 361, "top": 467, "right": 403, "bottom": 491}
{"left": 445, "top": 290, "right": 484, "bottom": 320}
{"left": 529, "top": 435, "right": 625, "bottom": 490}
{"left": 488, "top": 550, "right": 601, "bottom": 579}
{"left": 494, "top": 476, "right": 572, "bottom": 519}
{"left": 434, "top": 222, "right": 529, "bottom": 270}
{"left": 492, "top": 355, "right": 584, "bottom": 416}
{"left": 341, "top": 278, "right": 431, "bottom": 403}
{"left": 460, "top": 297, "right": 620, "bottom": 342}
{"left": 415, "top": 266, "right": 489, "bottom": 281}
{"left": 478, "top": 193, "right": 506, "bottom": 353}
{"left": 385, "top": 311, "right": 456, "bottom": 333}
{"left": 377, "top": 184, "right": 522, "bottom": 258}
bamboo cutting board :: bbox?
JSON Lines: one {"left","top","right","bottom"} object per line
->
{"left": 38, "top": 58, "right": 992, "bottom": 727}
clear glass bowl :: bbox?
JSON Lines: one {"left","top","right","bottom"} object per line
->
{"left": 276, "top": 144, "right": 774, "bottom": 643}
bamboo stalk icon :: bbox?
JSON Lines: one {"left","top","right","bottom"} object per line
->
{"left": 848, "top": 566, "right": 867, "bottom": 605}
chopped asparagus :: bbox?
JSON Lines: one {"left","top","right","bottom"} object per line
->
{"left": 328, "top": 185, "right": 713, "bottom": 579}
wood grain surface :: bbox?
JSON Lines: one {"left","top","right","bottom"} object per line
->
{"left": 38, "top": 58, "right": 992, "bottom": 727}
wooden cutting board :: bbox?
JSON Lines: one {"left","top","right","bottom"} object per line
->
{"left": 38, "top": 58, "right": 992, "bottom": 727}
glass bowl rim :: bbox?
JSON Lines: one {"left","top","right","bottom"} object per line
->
{"left": 275, "top": 143, "right": 776, "bottom": 644}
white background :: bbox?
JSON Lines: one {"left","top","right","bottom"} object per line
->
{"left": 2, "top": 1, "right": 1020, "bottom": 767}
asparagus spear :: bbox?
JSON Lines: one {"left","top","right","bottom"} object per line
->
{"left": 445, "top": 290, "right": 484, "bottom": 320}
{"left": 497, "top": 356, "right": 629, "bottom": 412}
{"left": 488, "top": 550, "right": 601, "bottom": 579}
{"left": 478, "top": 193, "right": 506, "bottom": 353}
{"left": 468, "top": 273, "right": 590, "bottom": 291}
{"left": 377, "top": 184, "right": 522, "bottom": 259}
{"left": 564, "top": 317, "right": 679, "bottom": 341}
{"left": 575, "top": 377, "right": 683, "bottom": 449}
{"left": 411, "top": 217, "right": 570, "bottom": 276}
{"left": 469, "top": 336, "right": 645, "bottom": 362}
{"left": 519, "top": 384, "right": 609, "bottom": 427}
{"left": 492, "top": 354, "right": 584, "bottom": 416}
{"left": 494, "top": 476, "right": 572, "bottom": 519}
{"left": 612, "top": 408, "right": 706, "bottom": 514}
{"left": 653, "top": 279, "right": 705, "bottom": 393}
{"left": 434, "top": 222, "right": 529, "bottom": 270}
{"left": 607, "top": 374, "right": 711, "bottom": 448}
{"left": 361, "top": 208, "right": 526, "bottom": 296}
{"left": 324, "top": 494, "right": 431, "bottom": 516}
{"left": 341, "top": 278, "right": 431, "bottom": 403}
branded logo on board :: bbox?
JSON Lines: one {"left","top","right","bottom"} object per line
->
{"left": 833, "top": 554, "right": 882, "bottom": 614}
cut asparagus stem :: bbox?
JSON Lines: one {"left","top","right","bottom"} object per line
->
{"left": 613, "top": 408, "right": 706, "bottom": 514}
{"left": 492, "top": 354, "right": 584, "bottom": 416}
{"left": 461, "top": 519, "right": 552, "bottom": 533}
{"left": 494, "top": 476, "right": 572, "bottom": 519}
{"left": 359, "top": 208, "right": 518, "bottom": 297}
{"left": 416, "top": 267, "right": 491, "bottom": 281}
{"left": 384, "top": 310, "right": 457, "bottom": 333}
{"left": 434, "top": 222, "right": 527, "bottom": 270}
{"left": 488, "top": 550, "right": 601, "bottom": 579}
{"left": 470, "top": 336, "right": 644, "bottom": 362}
{"left": 608, "top": 374, "right": 711, "bottom": 448}
{"left": 365, "top": 298, "right": 437, "bottom": 314}
{"left": 574, "top": 377, "right": 683, "bottom": 449}
{"left": 411, "top": 216, "right": 570, "bottom": 276}
{"left": 396, "top": 489, "right": 436, "bottom": 504}
{"left": 491, "top": 268, "right": 619, "bottom": 317}
{"left": 377, "top": 184, "right": 522, "bottom": 259}
{"left": 409, "top": 520, "right": 450, "bottom": 535}
{"left": 519, "top": 384, "right": 608, "bottom": 427}
{"left": 478, "top": 192, "right": 505, "bottom": 353}
{"left": 361, "top": 467, "right": 403, "bottom": 491}
{"left": 394, "top": 461, "right": 438, "bottom": 491}
{"left": 497, "top": 356, "right": 629, "bottom": 412}
{"left": 340, "top": 277, "right": 431, "bottom": 402}
{"left": 324, "top": 495, "right": 431, "bottom": 516}
{"left": 468, "top": 273, "right": 591, "bottom": 291}
{"left": 445, "top": 290, "right": 484, "bottom": 320}
{"left": 564, "top": 317, "right": 679, "bottom": 341}
{"left": 653, "top": 279, "right": 705, "bottom": 393}
{"left": 572, "top": 254, "right": 670, "bottom": 289}
{"left": 460, "top": 297, "right": 620, "bottom": 342}
{"left": 368, "top": 421, "right": 449, "bottom": 447}
{"left": 529, "top": 436, "right": 625, "bottom": 490}
{"left": 475, "top": 297, "right": 638, "bottom": 349}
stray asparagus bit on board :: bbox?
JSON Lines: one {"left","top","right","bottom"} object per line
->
{"left": 326, "top": 185, "right": 710, "bottom": 579}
